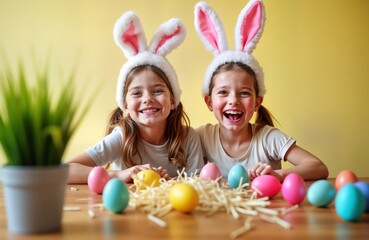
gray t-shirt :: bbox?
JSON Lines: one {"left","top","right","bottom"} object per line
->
{"left": 86, "top": 126, "right": 204, "bottom": 177}
{"left": 196, "top": 123, "right": 296, "bottom": 178}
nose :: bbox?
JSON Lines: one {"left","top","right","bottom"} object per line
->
{"left": 143, "top": 92, "right": 154, "bottom": 104}
{"left": 228, "top": 93, "right": 239, "bottom": 105}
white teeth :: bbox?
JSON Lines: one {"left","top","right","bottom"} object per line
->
{"left": 225, "top": 110, "right": 242, "bottom": 115}
{"left": 142, "top": 109, "right": 158, "bottom": 113}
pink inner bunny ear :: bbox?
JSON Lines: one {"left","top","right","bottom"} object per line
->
{"left": 197, "top": 7, "right": 221, "bottom": 54}
{"left": 240, "top": 1, "right": 263, "bottom": 50}
{"left": 154, "top": 26, "right": 181, "bottom": 54}
{"left": 122, "top": 21, "right": 139, "bottom": 55}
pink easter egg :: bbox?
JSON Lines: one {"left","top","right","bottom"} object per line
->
{"left": 199, "top": 162, "right": 222, "bottom": 180}
{"left": 88, "top": 166, "right": 111, "bottom": 194}
{"left": 281, "top": 173, "right": 307, "bottom": 205}
{"left": 251, "top": 175, "right": 281, "bottom": 198}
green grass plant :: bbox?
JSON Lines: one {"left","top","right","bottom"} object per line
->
{"left": 0, "top": 58, "right": 90, "bottom": 166}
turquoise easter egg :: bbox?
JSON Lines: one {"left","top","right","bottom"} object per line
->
{"left": 228, "top": 164, "right": 248, "bottom": 189}
{"left": 307, "top": 180, "right": 335, "bottom": 207}
{"left": 335, "top": 183, "right": 365, "bottom": 222}
{"left": 103, "top": 178, "right": 130, "bottom": 213}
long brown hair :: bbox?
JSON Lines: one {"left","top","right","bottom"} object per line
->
{"left": 209, "top": 62, "right": 276, "bottom": 129}
{"left": 106, "top": 65, "right": 189, "bottom": 168}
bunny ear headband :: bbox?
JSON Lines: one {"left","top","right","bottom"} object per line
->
{"left": 114, "top": 11, "right": 186, "bottom": 111}
{"left": 194, "top": 0, "right": 266, "bottom": 97}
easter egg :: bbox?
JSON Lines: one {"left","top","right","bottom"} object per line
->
{"left": 134, "top": 169, "right": 160, "bottom": 190}
{"left": 199, "top": 162, "right": 222, "bottom": 180}
{"left": 335, "top": 183, "right": 365, "bottom": 222}
{"left": 335, "top": 170, "right": 358, "bottom": 190}
{"left": 87, "top": 166, "right": 110, "bottom": 194}
{"left": 355, "top": 181, "right": 369, "bottom": 212}
{"left": 307, "top": 180, "right": 335, "bottom": 207}
{"left": 281, "top": 173, "right": 306, "bottom": 205}
{"left": 228, "top": 164, "right": 248, "bottom": 189}
{"left": 170, "top": 183, "right": 199, "bottom": 213}
{"left": 103, "top": 178, "right": 130, "bottom": 213}
{"left": 251, "top": 175, "right": 281, "bottom": 198}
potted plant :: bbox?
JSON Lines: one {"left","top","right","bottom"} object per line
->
{"left": 0, "top": 56, "right": 90, "bottom": 234}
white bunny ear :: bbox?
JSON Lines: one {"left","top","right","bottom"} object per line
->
{"left": 235, "top": 0, "right": 265, "bottom": 53}
{"left": 113, "top": 11, "right": 147, "bottom": 58}
{"left": 194, "top": 2, "right": 229, "bottom": 56}
{"left": 114, "top": 12, "right": 186, "bottom": 111}
{"left": 149, "top": 18, "right": 186, "bottom": 57}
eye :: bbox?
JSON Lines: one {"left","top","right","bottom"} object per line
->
{"left": 153, "top": 88, "right": 165, "bottom": 95}
{"left": 130, "top": 91, "right": 142, "bottom": 97}
{"left": 240, "top": 91, "right": 251, "bottom": 97}
{"left": 216, "top": 90, "right": 228, "bottom": 96}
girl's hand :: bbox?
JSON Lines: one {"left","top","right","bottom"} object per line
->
{"left": 110, "top": 164, "right": 152, "bottom": 183}
{"left": 247, "top": 162, "right": 282, "bottom": 181}
{"left": 152, "top": 166, "right": 171, "bottom": 180}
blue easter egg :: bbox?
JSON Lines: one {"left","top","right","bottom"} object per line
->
{"left": 103, "top": 178, "right": 130, "bottom": 213}
{"left": 335, "top": 183, "right": 365, "bottom": 222}
{"left": 355, "top": 181, "right": 369, "bottom": 212}
{"left": 228, "top": 164, "right": 248, "bottom": 189}
{"left": 307, "top": 180, "right": 335, "bottom": 207}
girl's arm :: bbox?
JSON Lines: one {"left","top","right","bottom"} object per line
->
{"left": 248, "top": 144, "right": 329, "bottom": 182}
{"left": 67, "top": 152, "right": 96, "bottom": 184}
{"left": 275, "top": 144, "right": 329, "bottom": 181}
{"left": 67, "top": 153, "right": 166, "bottom": 184}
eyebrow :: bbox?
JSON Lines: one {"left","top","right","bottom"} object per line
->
{"left": 214, "top": 85, "right": 228, "bottom": 90}
{"left": 214, "top": 85, "right": 253, "bottom": 91}
{"left": 128, "top": 83, "right": 167, "bottom": 92}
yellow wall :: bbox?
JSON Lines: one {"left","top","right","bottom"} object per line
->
{"left": 0, "top": 0, "right": 368, "bottom": 177}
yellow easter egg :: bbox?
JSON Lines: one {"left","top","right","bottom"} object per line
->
{"left": 134, "top": 169, "right": 160, "bottom": 190}
{"left": 169, "top": 183, "right": 199, "bottom": 213}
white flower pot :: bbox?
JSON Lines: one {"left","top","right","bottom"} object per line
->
{"left": 1, "top": 164, "right": 69, "bottom": 234}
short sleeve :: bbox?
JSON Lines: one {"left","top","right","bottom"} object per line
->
{"left": 85, "top": 128, "right": 123, "bottom": 166}
{"left": 261, "top": 126, "right": 296, "bottom": 161}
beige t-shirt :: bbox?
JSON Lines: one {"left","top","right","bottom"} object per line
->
{"left": 86, "top": 126, "right": 204, "bottom": 177}
{"left": 196, "top": 123, "right": 296, "bottom": 178}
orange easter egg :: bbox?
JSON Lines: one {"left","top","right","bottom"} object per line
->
{"left": 335, "top": 170, "right": 358, "bottom": 190}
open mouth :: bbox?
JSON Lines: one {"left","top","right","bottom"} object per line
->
{"left": 223, "top": 110, "right": 243, "bottom": 121}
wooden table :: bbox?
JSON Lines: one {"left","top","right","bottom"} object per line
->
{"left": 1, "top": 179, "right": 368, "bottom": 240}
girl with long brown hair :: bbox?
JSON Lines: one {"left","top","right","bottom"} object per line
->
{"left": 67, "top": 11, "right": 204, "bottom": 183}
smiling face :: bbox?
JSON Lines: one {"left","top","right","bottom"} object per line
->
{"left": 205, "top": 66, "right": 263, "bottom": 133}
{"left": 123, "top": 68, "right": 175, "bottom": 129}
